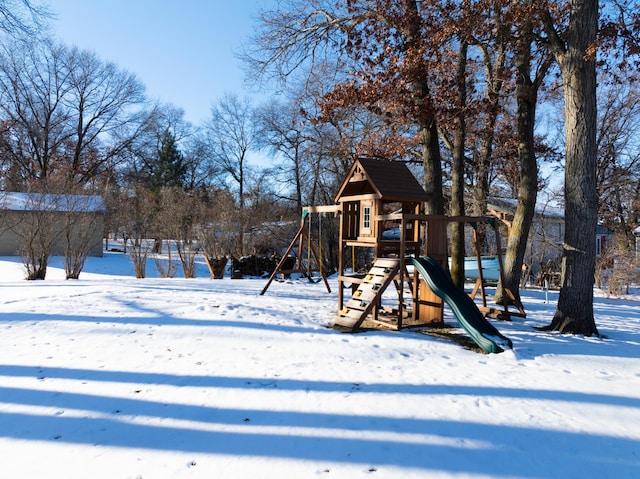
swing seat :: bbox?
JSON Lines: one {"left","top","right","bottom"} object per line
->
{"left": 306, "top": 272, "right": 323, "bottom": 284}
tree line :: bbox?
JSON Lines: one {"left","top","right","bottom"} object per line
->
{"left": 242, "top": 0, "right": 640, "bottom": 337}
{"left": 0, "top": 3, "right": 349, "bottom": 280}
{"left": 1, "top": 1, "right": 640, "bottom": 337}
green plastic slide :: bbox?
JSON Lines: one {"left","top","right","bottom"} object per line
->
{"left": 409, "top": 256, "right": 513, "bottom": 354}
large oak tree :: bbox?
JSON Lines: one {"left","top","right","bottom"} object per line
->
{"left": 540, "top": 0, "right": 600, "bottom": 335}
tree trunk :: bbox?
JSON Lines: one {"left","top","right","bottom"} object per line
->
{"left": 238, "top": 156, "right": 245, "bottom": 255}
{"left": 496, "top": 17, "right": 539, "bottom": 305}
{"left": 450, "top": 42, "right": 468, "bottom": 288}
{"left": 541, "top": 0, "right": 599, "bottom": 336}
{"left": 470, "top": 143, "right": 489, "bottom": 256}
{"left": 294, "top": 145, "right": 303, "bottom": 213}
{"left": 421, "top": 122, "right": 445, "bottom": 216}
{"left": 405, "top": 0, "right": 444, "bottom": 217}
{"left": 204, "top": 255, "right": 228, "bottom": 279}
{"left": 470, "top": 38, "right": 507, "bottom": 255}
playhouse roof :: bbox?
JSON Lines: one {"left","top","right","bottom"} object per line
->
{"left": 334, "top": 158, "right": 428, "bottom": 203}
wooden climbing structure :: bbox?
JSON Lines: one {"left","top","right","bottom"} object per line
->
{"left": 261, "top": 158, "right": 522, "bottom": 352}
{"left": 333, "top": 158, "right": 432, "bottom": 330}
{"left": 333, "top": 257, "right": 400, "bottom": 330}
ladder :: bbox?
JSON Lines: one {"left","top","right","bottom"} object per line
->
{"left": 332, "top": 258, "right": 400, "bottom": 331}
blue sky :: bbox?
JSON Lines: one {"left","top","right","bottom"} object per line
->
{"left": 48, "top": 1, "right": 274, "bottom": 125}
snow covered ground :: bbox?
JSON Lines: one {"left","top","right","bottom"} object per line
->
{"left": 1, "top": 251, "right": 639, "bottom": 478}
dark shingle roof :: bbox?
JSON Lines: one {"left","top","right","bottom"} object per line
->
{"left": 335, "top": 158, "right": 428, "bottom": 203}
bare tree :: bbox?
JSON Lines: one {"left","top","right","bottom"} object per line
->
{"left": 0, "top": 38, "right": 71, "bottom": 183}
{"left": 63, "top": 47, "right": 147, "bottom": 184}
{"left": 255, "top": 97, "right": 308, "bottom": 212}
{"left": 594, "top": 232, "right": 640, "bottom": 296}
{"left": 596, "top": 78, "right": 640, "bottom": 245}
{"left": 13, "top": 191, "right": 61, "bottom": 280}
{"left": 118, "top": 186, "right": 157, "bottom": 278}
{"left": 255, "top": 87, "right": 374, "bottom": 212}
{"left": 496, "top": 2, "right": 554, "bottom": 305}
{"left": 205, "top": 93, "right": 259, "bottom": 254}
{"left": 0, "top": 38, "right": 148, "bottom": 189}
{"left": 156, "top": 187, "right": 201, "bottom": 279}
{"left": 60, "top": 191, "right": 105, "bottom": 279}
{"left": 0, "top": 0, "right": 50, "bottom": 38}
{"left": 198, "top": 189, "right": 237, "bottom": 279}
{"left": 182, "top": 130, "right": 219, "bottom": 191}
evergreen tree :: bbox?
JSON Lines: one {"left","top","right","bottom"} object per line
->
{"left": 151, "top": 129, "right": 188, "bottom": 192}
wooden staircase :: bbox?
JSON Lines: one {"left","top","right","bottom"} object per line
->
{"left": 332, "top": 258, "right": 400, "bottom": 331}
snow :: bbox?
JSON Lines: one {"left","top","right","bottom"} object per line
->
{"left": 0, "top": 192, "right": 106, "bottom": 212}
{"left": 1, "top": 250, "right": 639, "bottom": 478}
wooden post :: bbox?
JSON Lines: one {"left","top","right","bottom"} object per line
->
{"left": 417, "top": 218, "right": 447, "bottom": 324}
{"left": 472, "top": 226, "right": 488, "bottom": 308}
{"left": 337, "top": 204, "right": 345, "bottom": 311}
{"left": 260, "top": 220, "right": 308, "bottom": 295}
{"left": 398, "top": 214, "right": 406, "bottom": 329}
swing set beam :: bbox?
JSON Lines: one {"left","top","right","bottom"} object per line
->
{"left": 260, "top": 206, "right": 338, "bottom": 295}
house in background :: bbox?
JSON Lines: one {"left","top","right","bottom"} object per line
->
{"left": 595, "top": 225, "right": 613, "bottom": 257}
{"left": 487, "top": 197, "right": 614, "bottom": 285}
{"left": 0, "top": 192, "right": 106, "bottom": 257}
{"left": 487, "top": 197, "right": 564, "bottom": 278}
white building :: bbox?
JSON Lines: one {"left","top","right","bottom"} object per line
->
{"left": 0, "top": 192, "right": 106, "bottom": 257}
{"left": 487, "top": 197, "right": 614, "bottom": 283}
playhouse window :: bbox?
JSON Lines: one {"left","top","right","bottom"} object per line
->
{"left": 362, "top": 205, "right": 371, "bottom": 232}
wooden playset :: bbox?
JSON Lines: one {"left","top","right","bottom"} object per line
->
{"left": 261, "top": 158, "right": 522, "bottom": 352}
